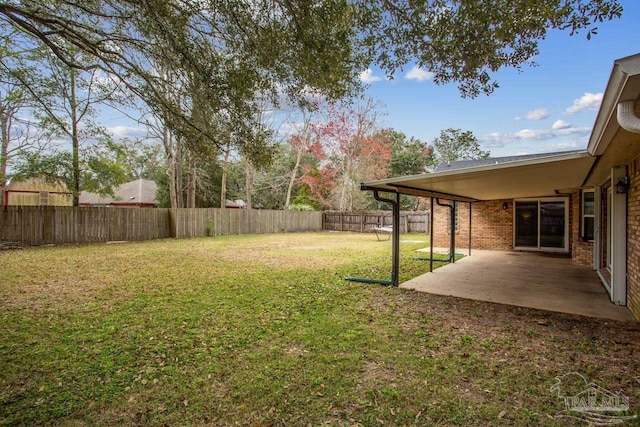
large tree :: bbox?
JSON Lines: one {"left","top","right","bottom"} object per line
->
{"left": 26, "top": 48, "right": 122, "bottom": 205}
{"left": 387, "top": 129, "right": 433, "bottom": 177}
{"left": 282, "top": 106, "right": 325, "bottom": 210}
{"left": 11, "top": 140, "right": 129, "bottom": 199}
{"left": 357, "top": 0, "right": 622, "bottom": 97}
{"left": 0, "top": 0, "right": 622, "bottom": 157}
{"left": 431, "top": 128, "right": 490, "bottom": 166}
{"left": 310, "top": 98, "right": 391, "bottom": 211}
{"left": 0, "top": 1, "right": 361, "bottom": 165}
{"left": 0, "top": 70, "right": 32, "bottom": 204}
{"left": 0, "top": 29, "right": 45, "bottom": 204}
{"left": 386, "top": 129, "right": 433, "bottom": 210}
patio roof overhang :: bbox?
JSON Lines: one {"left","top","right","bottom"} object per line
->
{"left": 361, "top": 150, "right": 595, "bottom": 202}
{"left": 584, "top": 53, "right": 640, "bottom": 187}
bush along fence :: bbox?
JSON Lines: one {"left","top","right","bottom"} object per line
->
{"left": 0, "top": 206, "right": 323, "bottom": 246}
{"left": 323, "top": 211, "right": 430, "bottom": 234}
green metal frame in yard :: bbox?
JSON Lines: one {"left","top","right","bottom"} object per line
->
{"left": 347, "top": 186, "right": 474, "bottom": 286}
{"left": 346, "top": 188, "right": 400, "bottom": 286}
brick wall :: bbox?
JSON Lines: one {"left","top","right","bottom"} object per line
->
{"left": 571, "top": 190, "right": 594, "bottom": 267}
{"left": 432, "top": 197, "right": 581, "bottom": 254}
{"left": 627, "top": 154, "right": 640, "bottom": 320}
{"left": 432, "top": 199, "right": 513, "bottom": 250}
{"left": 423, "top": 165, "right": 640, "bottom": 319}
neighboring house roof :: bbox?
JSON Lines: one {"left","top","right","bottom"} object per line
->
{"left": 225, "top": 199, "right": 246, "bottom": 209}
{"left": 79, "top": 179, "right": 157, "bottom": 206}
{"left": 434, "top": 151, "right": 582, "bottom": 172}
{"left": 78, "top": 192, "right": 113, "bottom": 205}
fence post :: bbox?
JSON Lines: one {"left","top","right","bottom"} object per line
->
{"left": 169, "top": 208, "right": 177, "bottom": 238}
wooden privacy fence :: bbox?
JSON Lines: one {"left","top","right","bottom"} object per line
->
{"left": 323, "top": 211, "right": 430, "bottom": 233}
{"left": 0, "top": 207, "right": 171, "bottom": 245}
{"left": 173, "top": 208, "right": 323, "bottom": 238}
{"left": 0, "top": 206, "right": 323, "bottom": 246}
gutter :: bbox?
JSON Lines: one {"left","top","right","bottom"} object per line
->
{"left": 617, "top": 100, "right": 640, "bottom": 133}
{"left": 587, "top": 53, "right": 640, "bottom": 155}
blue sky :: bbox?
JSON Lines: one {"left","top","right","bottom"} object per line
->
{"left": 360, "top": 0, "right": 640, "bottom": 157}
{"left": 101, "top": 1, "right": 640, "bottom": 159}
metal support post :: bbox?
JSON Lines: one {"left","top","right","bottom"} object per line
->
{"left": 346, "top": 189, "right": 399, "bottom": 286}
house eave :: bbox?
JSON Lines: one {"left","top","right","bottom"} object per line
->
{"left": 587, "top": 53, "right": 640, "bottom": 156}
{"left": 366, "top": 150, "right": 590, "bottom": 188}
{"left": 362, "top": 151, "right": 594, "bottom": 201}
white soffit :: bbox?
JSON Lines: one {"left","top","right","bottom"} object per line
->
{"left": 587, "top": 53, "right": 640, "bottom": 157}
{"left": 363, "top": 151, "right": 595, "bottom": 201}
{"left": 583, "top": 52, "right": 640, "bottom": 186}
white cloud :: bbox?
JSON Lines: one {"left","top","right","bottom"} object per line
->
{"left": 277, "top": 121, "right": 301, "bottom": 137}
{"left": 541, "top": 141, "right": 583, "bottom": 152}
{"left": 359, "top": 68, "right": 383, "bottom": 84}
{"left": 523, "top": 108, "right": 550, "bottom": 121}
{"left": 552, "top": 119, "right": 571, "bottom": 130}
{"left": 108, "top": 125, "right": 147, "bottom": 139}
{"left": 515, "top": 129, "right": 540, "bottom": 139}
{"left": 565, "top": 92, "right": 603, "bottom": 115}
{"left": 480, "top": 125, "right": 591, "bottom": 148}
{"left": 405, "top": 66, "right": 434, "bottom": 82}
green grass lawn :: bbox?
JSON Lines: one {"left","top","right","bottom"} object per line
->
{"left": 0, "top": 232, "right": 638, "bottom": 426}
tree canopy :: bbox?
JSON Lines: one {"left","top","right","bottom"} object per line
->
{"left": 431, "top": 128, "right": 490, "bottom": 165}
{"left": 0, "top": 1, "right": 363, "bottom": 161}
{"left": 0, "top": 0, "right": 623, "bottom": 156}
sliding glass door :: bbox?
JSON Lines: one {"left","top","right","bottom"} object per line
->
{"left": 514, "top": 198, "right": 568, "bottom": 252}
{"left": 515, "top": 201, "right": 538, "bottom": 247}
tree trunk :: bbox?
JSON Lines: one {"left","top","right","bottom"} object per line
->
{"left": 175, "top": 141, "right": 184, "bottom": 208}
{"left": 70, "top": 69, "right": 80, "bottom": 206}
{"left": 285, "top": 148, "right": 303, "bottom": 210}
{"left": 186, "top": 152, "right": 196, "bottom": 208}
{"left": 220, "top": 143, "right": 231, "bottom": 209}
{"left": 245, "top": 160, "right": 255, "bottom": 210}
{"left": 162, "top": 127, "right": 178, "bottom": 209}
{"left": 339, "top": 178, "right": 347, "bottom": 211}
{"left": 0, "top": 112, "right": 9, "bottom": 206}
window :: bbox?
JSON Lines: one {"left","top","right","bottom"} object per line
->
{"left": 514, "top": 198, "right": 568, "bottom": 252}
{"left": 582, "top": 190, "right": 595, "bottom": 242}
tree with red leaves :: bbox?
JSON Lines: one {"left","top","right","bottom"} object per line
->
{"left": 284, "top": 107, "right": 326, "bottom": 210}
{"left": 305, "top": 98, "right": 391, "bottom": 211}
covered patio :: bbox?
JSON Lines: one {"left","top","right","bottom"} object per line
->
{"left": 353, "top": 54, "right": 640, "bottom": 321}
{"left": 401, "top": 250, "right": 634, "bottom": 321}
{"left": 352, "top": 150, "right": 638, "bottom": 320}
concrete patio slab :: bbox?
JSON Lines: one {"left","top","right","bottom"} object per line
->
{"left": 401, "top": 250, "right": 635, "bottom": 321}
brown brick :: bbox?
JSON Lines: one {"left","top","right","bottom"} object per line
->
{"left": 432, "top": 199, "right": 513, "bottom": 251}
{"left": 627, "top": 153, "right": 640, "bottom": 320}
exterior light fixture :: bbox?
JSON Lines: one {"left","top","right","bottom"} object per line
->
{"left": 502, "top": 202, "right": 509, "bottom": 210}
{"left": 615, "top": 176, "right": 630, "bottom": 194}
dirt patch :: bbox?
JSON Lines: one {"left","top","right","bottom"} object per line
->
{"left": 392, "top": 289, "right": 640, "bottom": 382}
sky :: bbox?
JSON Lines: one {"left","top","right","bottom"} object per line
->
{"left": 358, "top": 0, "right": 640, "bottom": 158}
{"left": 101, "top": 1, "right": 640, "bottom": 159}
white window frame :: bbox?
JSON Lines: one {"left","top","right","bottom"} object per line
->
{"left": 581, "top": 189, "right": 595, "bottom": 242}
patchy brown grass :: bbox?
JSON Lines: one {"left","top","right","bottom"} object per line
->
{"left": 0, "top": 232, "right": 638, "bottom": 426}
